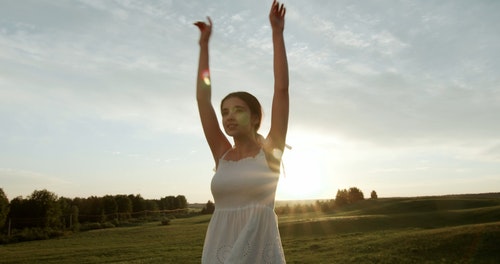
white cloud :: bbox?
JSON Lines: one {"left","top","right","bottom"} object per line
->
{"left": 371, "top": 30, "right": 408, "bottom": 55}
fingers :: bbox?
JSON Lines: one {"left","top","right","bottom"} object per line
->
{"left": 194, "top": 17, "right": 212, "bottom": 31}
{"left": 271, "top": 0, "right": 286, "bottom": 18}
{"left": 279, "top": 3, "right": 286, "bottom": 17}
{"left": 279, "top": 4, "right": 286, "bottom": 17}
{"left": 194, "top": 21, "right": 205, "bottom": 30}
{"left": 270, "top": 0, "right": 277, "bottom": 13}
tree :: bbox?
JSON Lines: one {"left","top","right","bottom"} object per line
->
{"left": 334, "top": 187, "right": 365, "bottom": 208}
{"left": 0, "top": 188, "right": 9, "bottom": 228}
{"left": 370, "top": 190, "right": 378, "bottom": 199}
{"left": 8, "top": 196, "right": 27, "bottom": 228}
{"left": 70, "top": 205, "right": 80, "bottom": 231}
{"left": 160, "top": 196, "right": 176, "bottom": 210}
{"left": 175, "top": 195, "right": 188, "bottom": 209}
{"left": 102, "top": 195, "right": 117, "bottom": 221}
{"left": 115, "top": 195, "right": 132, "bottom": 219}
{"left": 26, "top": 189, "right": 62, "bottom": 228}
{"left": 201, "top": 200, "right": 215, "bottom": 214}
{"left": 334, "top": 189, "right": 349, "bottom": 207}
{"left": 59, "top": 196, "right": 73, "bottom": 229}
{"left": 144, "top": 199, "right": 159, "bottom": 211}
{"left": 347, "top": 187, "right": 364, "bottom": 204}
{"left": 128, "top": 194, "right": 145, "bottom": 213}
{"left": 73, "top": 196, "right": 103, "bottom": 223}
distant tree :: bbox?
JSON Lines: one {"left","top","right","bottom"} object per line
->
{"left": 28, "top": 189, "right": 62, "bottom": 228}
{"left": 160, "top": 196, "right": 176, "bottom": 210}
{"left": 144, "top": 199, "right": 159, "bottom": 211}
{"left": 318, "top": 199, "right": 334, "bottom": 212}
{"left": 73, "top": 196, "right": 103, "bottom": 223}
{"left": 59, "top": 196, "right": 73, "bottom": 229}
{"left": 370, "top": 190, "right": 378, "bottom": 199}
{"left": 275, "top": 204, "right": 291, "bottom": 215}
{"left": 175, "top": 195, "right": 188, "bottom": 209}
{"left": 102, "top": 195, "right": 117, "bottom": 220}
{"left": 128, "top": 194, "right": 146, "bottom": 213}
{"left": 0, "top": 188, "right": 9, "bottom": 228}
{"left": 201, "top": 200, "right": 215, "bottom": 214}
{"left": 115, "top": 195, "right": 132, "bottom": 219}
{"left": 347, "top": 187, "right": 364, "bottom": 204}
{"left": 334, "top": 187, "right": 365, "bottom": 208}
{"left": 71, "top": 205, "right": 80, "bottom": 231}
{"left": 334, "top": 189, "right": 349, "bottom": 207}
{"left": 167, "top": 195, "right": 176, "bottom": 209}
{"left": 8, "top": 196, "right": 28, "bottom": 228}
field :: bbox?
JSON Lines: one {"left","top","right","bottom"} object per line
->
{"left": 1, "top": 195, "right": 500, "bottom": 263}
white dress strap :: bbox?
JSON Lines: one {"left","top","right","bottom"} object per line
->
{"left": 219, "top": 148, "right": 232, "bottom": 160}
{"left": 213, "top": 148, "right": 233, "bottom": 172}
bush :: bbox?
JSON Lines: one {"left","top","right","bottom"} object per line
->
{"left": 79, "top": 222, "right": 102, "bottom": 231}
{"left": 6, "top": 228, "right": 65, "bottom": 243}
{"left": 161, "top": 218, "right": 171, "bottom": 226}
{"left": 0, "top": 234, "right": 9, "bottom": 244}
{"left": 111, "top": 218, "right": 120, "bottom": 227}
{"left": 201, "top": 200, "right": 215, "bottom": 214}
{"left": 101, "top": 222, "right": 116, "bottom": 229}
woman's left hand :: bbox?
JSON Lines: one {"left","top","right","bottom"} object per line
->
{"left": 194, "top": 17, "right": 213, "bottom": 45}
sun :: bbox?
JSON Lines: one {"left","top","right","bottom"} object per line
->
{"left": 276, "top": 144, "right": 329, "bottom": 201}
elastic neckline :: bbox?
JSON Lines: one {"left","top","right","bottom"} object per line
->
{"left": 220, "top": 148, "right": 264, "bottom": 163}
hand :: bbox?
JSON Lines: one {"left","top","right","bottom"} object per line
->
{"left": 269, "top": 0, "right": 286, "bottom": 32}
{"left": 194, "top": 17, "right": 213, "bottom": 45}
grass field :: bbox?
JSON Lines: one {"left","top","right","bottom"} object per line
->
{"left": 1, "top": 196, "right": 500, "bottom": 263}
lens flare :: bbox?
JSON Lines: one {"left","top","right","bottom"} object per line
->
{"left": 272, "top": 148, "right": 283, "bottom": 160}
{"left": 202, "top": 69, "right": 211, "bottom": 86}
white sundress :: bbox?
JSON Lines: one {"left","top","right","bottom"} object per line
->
{"left": 201, "top": 149, "right": 286, "bottom": 264}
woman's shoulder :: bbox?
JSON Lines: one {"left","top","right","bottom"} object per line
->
{"left": 259, "top": 137, "right": 282, "bottom": 173}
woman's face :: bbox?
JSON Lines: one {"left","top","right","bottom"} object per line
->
{"left": 221, "top": 97, "right": 256, "bottom": 137}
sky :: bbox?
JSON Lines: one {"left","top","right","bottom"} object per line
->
{"left": 1, "top": 0, "right": 499, "bottom": 203}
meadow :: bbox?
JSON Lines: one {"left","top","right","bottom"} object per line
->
{"left": 1, "top": 195, "right": 499, "bottom": 263}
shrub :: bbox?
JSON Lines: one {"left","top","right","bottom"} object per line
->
{"left": 79, "top": 222, "right": 102, "bottom": 231}
{"left": 161, "top": 218, "right": 171, "bottom": 226}
{"left": 101, "top": 222, "right": 115, "bottom": 229}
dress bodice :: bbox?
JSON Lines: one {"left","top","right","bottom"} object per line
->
{"left": 211, "top": 149, "right": 280, "bottom": 209}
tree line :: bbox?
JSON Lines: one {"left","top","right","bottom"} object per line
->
{"left": 275, "top": 187, "right": 378, "bottom": 215}
{"left": 0, "top": 188, "right": 188, "bottom": 243}
{"left": 1, "top": 187, "right": 377, "bottom": 242}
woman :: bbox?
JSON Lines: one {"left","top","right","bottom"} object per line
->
{"left": 195, "top": 1, "right": 288, "bottom": 263}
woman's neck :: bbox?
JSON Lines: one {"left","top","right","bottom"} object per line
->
{"left": 231, "top": 136, "right": 261, "bottom": 160}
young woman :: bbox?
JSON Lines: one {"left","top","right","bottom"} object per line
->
{"left": 195, "top": 1, "right": 288, "bottom": 263}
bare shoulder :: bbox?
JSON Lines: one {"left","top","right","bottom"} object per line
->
{"left": 261, "top": 137, "right": 283, "bottom": 173}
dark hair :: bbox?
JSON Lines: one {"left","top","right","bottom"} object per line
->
{"left": 221, "top": 91, "right": 263, "bottom": 131}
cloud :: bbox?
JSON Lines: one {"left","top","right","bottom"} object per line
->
{"left": 0, "top": 0, "right": 204, "bottom": 135}
{"left": 263, "top": 1, "right": 500, "bottom": 153}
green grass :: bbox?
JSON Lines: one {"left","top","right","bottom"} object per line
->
{"left": 282, "top": 222, "right": 500, "bottom": 264}
{"left": 1, "top": 196, "right": 500, "bottom": 263}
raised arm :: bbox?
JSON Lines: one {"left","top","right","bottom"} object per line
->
{"left": 194, "top": 17, "right": 231, "bottom": 165}
{"left": 267, "top": 1, "right": 289, "bottom": 151}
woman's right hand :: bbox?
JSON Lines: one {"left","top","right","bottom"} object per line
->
{"left": 269, "top": 0, "right": 285, "bottom": 32}
{"left": 194, "top": 17, "right": 213, "bottom": 45}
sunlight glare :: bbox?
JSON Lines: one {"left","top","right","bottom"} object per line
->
{"left": 276, "top": 130, "right": 344, "bottom": 201}
{"left": 202, "top": 69, "right": 211, "bottom": 86}
{"left": 277, "top": 146, "right": 329, "bottom": 200}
